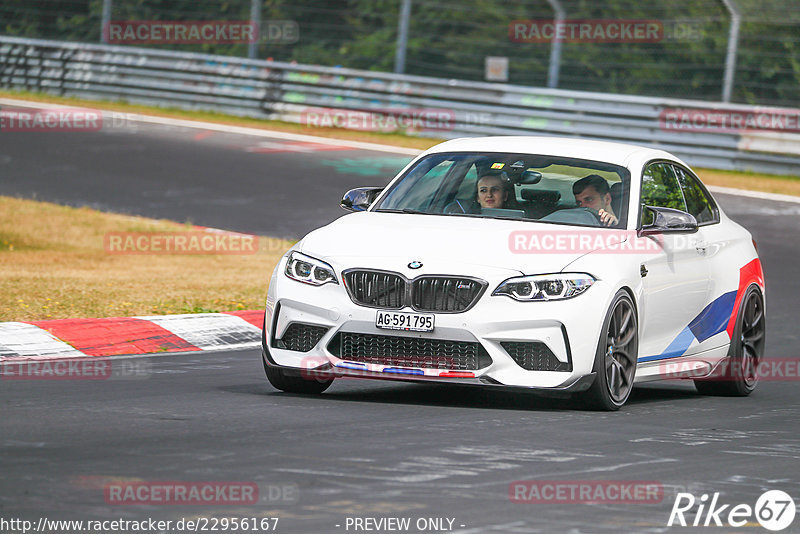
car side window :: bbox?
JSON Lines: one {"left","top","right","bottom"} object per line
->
{"left": 641, "top": 162, "right": 686, "bottom": 226}
{"left": 671, "top": 165, "right": 718, "bottom": 224}
{"left": 381, "top": 159, "right": 454, "bottom": 211}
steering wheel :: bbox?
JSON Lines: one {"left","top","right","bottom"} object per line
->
{"left": 444, "top": 199, "right": 474, "bottom": 214}
{"left": 580, "top": 207, "right": 604, "bottom": 226}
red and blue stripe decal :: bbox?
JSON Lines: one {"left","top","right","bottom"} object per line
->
{"left": 639, "top": 258, "right": 764, "bottom": 362}
{"left": 725, "top": 258, "right": 764, "bottom": 338}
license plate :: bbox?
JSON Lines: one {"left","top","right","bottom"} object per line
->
{"left": 375, "top": 310, "right": 434, "bottom": 332}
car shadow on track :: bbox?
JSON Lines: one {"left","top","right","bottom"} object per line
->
{"left": 238, "top": 378, "right": 702, "bottom": 412}
{"left": 629, "top": 383, "right": 703, "bottom": 405}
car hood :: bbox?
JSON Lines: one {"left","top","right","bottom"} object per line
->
{"left": 299, "top": 212, "right": 621, "bottom": 279}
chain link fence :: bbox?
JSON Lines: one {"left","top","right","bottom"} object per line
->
{"left": 1, "top": 0, "right": 799, "bottom": 107}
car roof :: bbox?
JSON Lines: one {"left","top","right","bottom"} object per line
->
{"left": 422, "top": 136, "right": 678, "bottom": 167}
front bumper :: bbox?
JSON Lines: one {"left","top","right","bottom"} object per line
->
{"left": 264, "top": 261, "right": 613, "bottom": 391}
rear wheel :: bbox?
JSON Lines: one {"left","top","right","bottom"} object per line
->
{"left": 694, "top": 285, "right": 764, "bottom": 396}
{"left": 262, "top": 353, "right": 333, "bottom": 394}
{"left": 581, "top": 290, "right": 638, "bottom": 411}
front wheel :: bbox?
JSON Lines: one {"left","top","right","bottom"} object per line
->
{"left": 262, "top": 354, "right": 333, "bottom": 394}
{"left": 581, "top": 290, "right": 639, "bottom": 411}
{"left": 694, "top": 285, "right": 764, "bottom": 396}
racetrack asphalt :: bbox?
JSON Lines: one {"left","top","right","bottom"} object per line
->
{"left": 0, "top": 109, "right": 414, "bottom": 238}
{"left": 2, "top": 107, "right": 800, "bottom": 532}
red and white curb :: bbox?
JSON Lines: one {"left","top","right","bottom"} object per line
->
{"left": 0, "top": 310, "right": 264, "bottom": 361}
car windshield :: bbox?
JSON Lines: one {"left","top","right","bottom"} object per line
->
{"left": 373, "top": 151, "right": 630, "bottom": 228}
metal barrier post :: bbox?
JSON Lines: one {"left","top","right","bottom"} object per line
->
{"left": 721, "top": 0, "right": 741, "bottom": 103}
{"left": 394, "top": 0, "right": 412, "bottom": 74}
{"left": 100, "top": 0, "right": 112, "bottom": 43}
{"left": 248, "top": 0, "right": 261, "bottom": 59}
{"left": 545, "top": 0, "right": 565, "bottom": 89}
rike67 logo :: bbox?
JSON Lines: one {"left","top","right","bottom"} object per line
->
{"left": 668, "top": 490, "right": 796, "bottom": 531}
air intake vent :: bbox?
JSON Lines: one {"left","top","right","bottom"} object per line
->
{"left": 501, "top": 341, "right": 570, "bottom": 371}
{"left": 274, "top": 323, "right": 328, "bottom": 352}
{"left": 329, "top": 332, "right": 491, "bottom": 370}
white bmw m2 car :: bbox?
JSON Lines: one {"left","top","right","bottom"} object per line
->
{"left": 261, "top": 137, "right": 765, "bottom": 410}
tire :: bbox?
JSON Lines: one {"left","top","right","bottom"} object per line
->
{"left": 581, "top": 290, "right": 639, "bottom": 411}
{"left": 694, "top": 285, "right": 765, "bottom": 396}
{"left": 262, "top": 353, "right": 333, "bottom": 394}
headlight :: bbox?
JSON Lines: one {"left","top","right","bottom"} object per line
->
{"left": 493, "top": 273, "right": 595, "bottom": 301}
{"left": 284, "top": 252, "right": 338, "bottom": 286}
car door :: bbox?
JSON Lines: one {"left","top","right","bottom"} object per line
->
{"left": 637, "top": 162, "right": 711, "bottom": 362}
{"left": 669, "top": 164, "right": 732, "bottom": 353}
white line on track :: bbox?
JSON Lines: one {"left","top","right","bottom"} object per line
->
{"left": 3, "top": 97, "right": 799, "bottom": 203}
{"left": 0, "top": 97, "right": 422, "bottom": 156}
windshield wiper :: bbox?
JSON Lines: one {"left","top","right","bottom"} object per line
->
{"left": 374, "top": 208, "right": 429, "bottom": 215}
{"left": 481, "top": 214, "right": 528, "bottom": 221}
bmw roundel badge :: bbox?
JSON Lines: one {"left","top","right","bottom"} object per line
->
{"left": 408, "top": 261, "right": 423, "bottom": 269}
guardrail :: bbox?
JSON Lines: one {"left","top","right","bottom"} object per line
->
{"left": 2, "top": 35, "right": 799, "bottom": 175}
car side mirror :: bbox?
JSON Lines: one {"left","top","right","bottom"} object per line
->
{"left": 639, "top": 206, "right": 698, "bottom": 236}
{"left": 341, "top": 187, "right": 384, "bottom": 212}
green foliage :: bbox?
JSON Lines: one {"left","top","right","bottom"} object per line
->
{"left": 1, "top": 0, "right": 798, "bottom": 106}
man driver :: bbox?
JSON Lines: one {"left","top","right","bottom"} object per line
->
{"left": 573, "top": 174, "right": 618, "bottom": 226}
